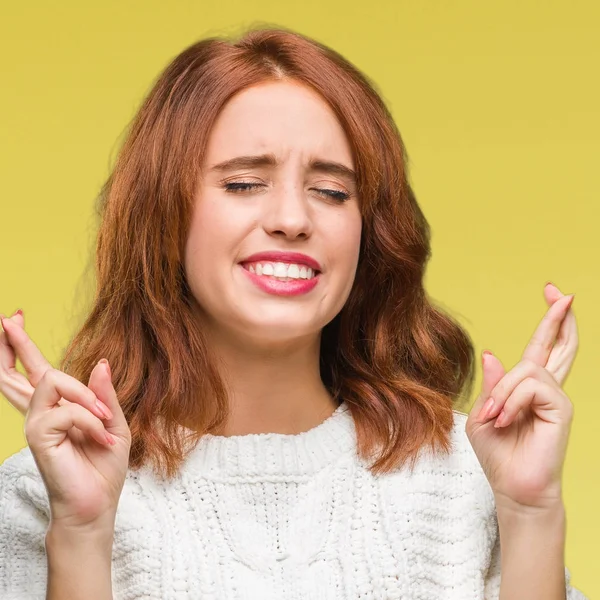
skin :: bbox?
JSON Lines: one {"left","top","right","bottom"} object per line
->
{"left": 0, "top": 80, "right": 365, "bottom": 530}
{"left": 0, "top": 80, "right": 365, "bottom": 598}
{"left": 0, "top": 83, "right": 579, "bottom": 599}
{"left": 183, "top": 80, "right": 362, "bottom": 435}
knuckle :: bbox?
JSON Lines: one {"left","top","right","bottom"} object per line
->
{"left": 521, "top": 376, "right": 539, "bottom": 390}
{"left": 66, "top": 401, "right": 89, "bottom": 418}
{"left": 40, "top": 367, "right": 59, "bottom": 385}
{"left": 532, "top": 334, "right": 553, "bottom": 353}
{"left": 521, "top": 358, "right": 541, "bottom": 375}
{"left": 32, "top": 360, "right": 51, "bottom": 377}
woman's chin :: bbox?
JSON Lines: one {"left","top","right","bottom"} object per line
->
{"left": 233, "top": 320, "right": 322, "bottom": 348}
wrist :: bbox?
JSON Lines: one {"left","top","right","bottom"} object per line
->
{"left": 493, "top": 487, "right": 565, "bottom": 519}
{"left": 46, "top": 520, "right": 115, "bottom": 556}
{"left": 495, "top": 500, "right": 566, "bottom": 549}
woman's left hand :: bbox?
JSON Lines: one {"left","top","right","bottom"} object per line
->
{"left": 466, "top": 282, "right": 578, "bottom": 512}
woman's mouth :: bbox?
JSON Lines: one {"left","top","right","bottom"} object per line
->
{"left": 238, "top": 261, "right": 321, "bottom": 296}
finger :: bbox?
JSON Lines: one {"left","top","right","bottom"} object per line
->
{"left": 0, "top": 314, "right": 36, "bottom": 415}
{"left": 86, "top": 359, "right": 128, "bottom": 438}
{"left": 26, "top": 366, "right": 113, "bottom": 422}
{"left": 468, "top": 352, "right": 506, "bottom": 425}
{"left": 0, "top": 316, "right": 53, "bottom": 386}
{"left": 26, "top": 401, "right": 115, "bottom": 451}
{"left": 544, "top": 284, "right": 578, "bottom": 386}
{"left": 546, "top": 307, "right": 578, "bottom": 386}
{"left": 521, "top": 293, "right": 574, "bottom": 368}
{"left": 0, "top": 369, "right": 35, "bottom": 415}
{"left": 481, "top": 359, "right": 559, "bottom": 424}
{"left": 0, "top": 313, "right": 19, "bottom": 371}
{"left": 7, "top": 309, "right": 25, "bottom": 329}
{"left": 492, "top": 377, "right": 571, "bottom": 429}
{"left": 544, "top": 282, "right": 565, "bottom": 306}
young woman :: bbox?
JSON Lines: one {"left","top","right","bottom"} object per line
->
{"left": 0, "top": 27, "right": 587, "bottom": 599}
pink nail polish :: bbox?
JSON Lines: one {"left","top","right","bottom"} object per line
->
{"left": 566, "top": 294, "right": 575, "bottom": 309}
{"left": 480, "top": 397, "right": 495, "bottom": 421}
{"left": 95, "top": 400, "right": 113, "bottom": 420}
{"left": 494, "top": 409, "right": 507, "bottom": 428}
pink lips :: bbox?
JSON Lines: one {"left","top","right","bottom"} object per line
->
{"left": 240, "top": 266, "right": 319, "bottom": 296}
{"left": 240, "top": 251, "right": 322, "bottom": 273}
{"left": 238, "top": 251, "right": 322, "bottom": 297}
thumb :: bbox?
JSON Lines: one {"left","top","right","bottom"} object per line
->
{"left": 469, "top": 351, "right": 506, "bottom": 423}
{"left": 87, "top": 359, "right": 130, "bottom": 441}
{"left": 481, "top": 351, "right": 506, "bottom": 398}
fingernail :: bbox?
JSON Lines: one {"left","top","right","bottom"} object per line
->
{"left": 565, "top": 294, "right": 575, "bottom": 309}
{"left": 104, "top": 432, "right": 116, "bottom": 446}
{"left": 98, "top": 358, "right": 111, "bottom": 378}
{"left": 95, "top": 399, "right": 113, "bottom": 420}
{"left": 0, "top": 317, "right": 6, "bottom": 333}
{"left": 494, "top": 409, "right": 507, "bottom": 428}
{"left": 482, "top": 350, "right": 493, "bottom": 365}
{"left": 545, "top": 281, "right": 554, "bottom": 288}
{"left": 480, "top": 397, "right": 495, "bottom": 421}
{"left": 13, "top": 309, "right": 23, "bottom": 317}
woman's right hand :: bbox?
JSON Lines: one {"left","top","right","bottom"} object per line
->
{"left": 0, "top": 312, "right": 131, "bottom": 532}
{"left": 0, "top": 310, "right": 37, "bottom": 415}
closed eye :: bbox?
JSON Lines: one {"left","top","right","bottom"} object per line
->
{"left": 223, "top": 182, "right": 349, "bottom": 202}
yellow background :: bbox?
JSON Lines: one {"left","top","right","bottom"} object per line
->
{"left": 1, "top": 1, "right": 597, "bottom": 595}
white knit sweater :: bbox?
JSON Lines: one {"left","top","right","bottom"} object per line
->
{"left": 0, "top": 401, "right": 588, "bottom": 599}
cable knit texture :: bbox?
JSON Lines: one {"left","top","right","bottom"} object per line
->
{"left": 0, "top": 402, "right": 588, "bottom": 599}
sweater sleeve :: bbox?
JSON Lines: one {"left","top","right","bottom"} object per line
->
{"left": 483, "top": 517, "right": 589, "bottom": 599}
{"left": 0, "top": 447, "right": 50, "bottom": 600}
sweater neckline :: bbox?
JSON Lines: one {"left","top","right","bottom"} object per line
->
{"left": 183, "top": 401, "right": 356, "bottom": 479}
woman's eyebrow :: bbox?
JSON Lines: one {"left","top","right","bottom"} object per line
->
{"left": 208, "top": 153, "right": 356, "bottom": 184}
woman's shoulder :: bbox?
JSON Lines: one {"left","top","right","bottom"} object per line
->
{"left": 438, "top": 408, "right": 491, "bottom": 485}
{"left": 376, "top": 408, "right": 495, "bottom": 513}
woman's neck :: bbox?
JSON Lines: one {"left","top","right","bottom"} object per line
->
{"left": 206, "top": 326, "right": 338, "bottom": 436}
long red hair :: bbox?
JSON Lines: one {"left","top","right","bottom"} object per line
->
{"left": 60, "top": 26, "right": 475, "bottom": 480}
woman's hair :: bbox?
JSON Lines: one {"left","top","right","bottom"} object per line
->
{"left": 60, "top": 25, "right": 476, "bottom": 480}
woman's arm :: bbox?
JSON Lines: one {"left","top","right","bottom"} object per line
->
{"left": 496, "top": 502, "right": 567, "bottom": 600}
{"left": 483, "top": 502, "right": 589, "bottom": 599}
{"left": 46, "top": 523, "right": 114, "bottom": 600}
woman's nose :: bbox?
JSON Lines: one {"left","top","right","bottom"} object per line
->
{"left": 261, "top": 185, "right": 313, "bottom": 239}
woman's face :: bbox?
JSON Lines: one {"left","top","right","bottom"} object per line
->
{"left": 184, "top": 79, "right": 362, "bottom": 348}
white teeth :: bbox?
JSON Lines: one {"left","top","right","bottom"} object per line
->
{"left": 273, "top": 262, "right": 288, "bottom": 277}
{"left": 244, "top": 262, "right": 318, "bottom": 280}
